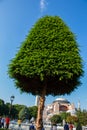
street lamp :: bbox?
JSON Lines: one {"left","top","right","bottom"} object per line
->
{"left": 10, "top": 95, "right": 15, "bottom": 105}
{"left": 9, "top": 95, "right": 15, "bottom": 118}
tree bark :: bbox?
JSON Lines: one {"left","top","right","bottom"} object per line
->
{"left": 36, "top": 87, "right": 46, "bottom": 130}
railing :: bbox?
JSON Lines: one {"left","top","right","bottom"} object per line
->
{"left": 9, "top": 123, "right": 30, "bottom": 130}
{"left": 9, "top": 123, "right": 87, "bottom": 130}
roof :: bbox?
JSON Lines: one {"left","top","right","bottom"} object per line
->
{"left": 53, "top": 97, "right": 70, "bottom": 104}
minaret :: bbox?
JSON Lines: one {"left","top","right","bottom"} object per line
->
{"left": 35, "top": 95, "right": 40, "bottom": 106}
{"left": 78, "top": 100, "right": 81, "bottom": 110}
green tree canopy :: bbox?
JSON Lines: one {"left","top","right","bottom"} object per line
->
{"left": 19, "top": 107, "right": 29, "bottom": 120}
{"left": 8, "top": 15, "right": 83, "bottom": 130}
{"left": 60, "top": 112, "right": 70, "bottom": 121}
{"left": 50, "top": 114, "right": 62, "bottom": 124}
{"left": 28, "top": 106, "right": 38, "bottom": 120}
{"left": 8, "top": 16, "right": 83, "bottom": 96}
{"left": 76, "top": 110, "right": 87, "bottom": 125}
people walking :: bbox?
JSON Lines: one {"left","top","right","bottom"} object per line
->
{"left": 5, "top": 116, "right": 10, "bottom": 129}
{"left": 69, "top": 122, "right": 73, "bottom": 130}
{"left": 29, "top": 122, "right": 35, "bottom": 130}
{"left": 64, "top": 122, "right": 69, "bottom": 130}
{"left": 50, "top": 124, "right": 57, "bottom": 130}
{"left": 76, "top": 122, "right": 82, "bottom": 130}
{"left": 18, "top": 119, "right": 22, "bottom": 128}
{"left": 1, "top": 117, "right": 5, "bottom": 128}
{"left": 0, "top": 116, "right": 2, "bottom": 128}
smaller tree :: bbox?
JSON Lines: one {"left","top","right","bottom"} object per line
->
{"left": 50, "top": 114, "right": 62, "bottom": 125}
{"left": 66, "top": 115, "right": 78, "bottom": 124}
{"left": 19, "top": 107, "right": 29, "bottom": 120}
{"left": 11, "top": 105, "right": 18, "bottom": 119}
{"left": 28, "top": 106, "right": 38, "bottom": 121}
{"left": 76, "top": 110, "right": 87, "bottom": 125}
{"left": 60, "top": 112, "right": 70, "bottom": 121}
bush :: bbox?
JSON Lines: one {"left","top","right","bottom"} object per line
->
{"left": 0, "top": 128, "right": 7, "bottom": 130}
{"left": 50, "top": 114, "right": 62, "bottom": 125}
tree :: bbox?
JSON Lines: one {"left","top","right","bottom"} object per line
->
{"left": 0, "top": 99, "right": 5, "bottom": 116}
{"left": 28, "top": 106, "right": 38, "bottom": 120}
{"left": 50, "top": 114, "right": 62, "bottom": 125}
{"left": 14, "top": 104, "right": 26, "bottom": 118}
{"left": 60, "top": 112, "right": 70, "bottom": 122}
{"left": 11, "top": 105, "right": 18, "bottom": 119}
{"left": 66, "top": 115, "right": 78, "bottom": 124}
{"left": 8, "top": 16, "right": 83, "bottom": 130}
{"left": 76, "top": 110, "right": 87, "bottom": 126}
{"left": 19, "top": 107, "right": 29, "bottom": 120}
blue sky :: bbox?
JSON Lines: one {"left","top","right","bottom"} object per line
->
{"left": 0, "top": 0, "right": 87, "bottom": 110}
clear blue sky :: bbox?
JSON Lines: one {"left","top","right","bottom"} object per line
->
{"left": 0, "top": 0, "right": 87, "bottom": 109}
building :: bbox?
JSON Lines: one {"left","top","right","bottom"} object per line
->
{"left": 43, "top": 97, "right": 76, "bottom": 121}
{"left": 35, "top": 95, "right": 40, "bottom": 106}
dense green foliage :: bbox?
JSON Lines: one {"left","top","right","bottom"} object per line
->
{"left": 50, "top": 114, "right": 62, "bottom": 124}
{"left": 19, "top": 107, "right": 29, "bottom": 120}
{"left": 18, "top": 106, "right": 38, "bottom": 120}
{"left": 28, "top": 106, "right": 38, "bottom": 120}
{"left": 60, "top": 112, "right": 70, "bottom": 121}
{"left": 0, "top": 98, "right": 37, "bottom": 120}
{"left": 76, "top": 110, "right": 87, "bottom": 125}
{"left": 8, "top": 15, "right": 83, "bottom": 96}
{"left": 0, "top": 128, "right": 7, "bottom": 130}
{"left": 66, "top": 115, "right": 78, "bottom": 123}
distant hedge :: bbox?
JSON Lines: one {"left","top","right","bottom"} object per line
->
{"left": 0, "top": 128, "right": 10, "bottom": 130}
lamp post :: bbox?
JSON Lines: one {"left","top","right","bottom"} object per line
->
{"left": 9, "top": 95, "right": 15, "bottom": 118}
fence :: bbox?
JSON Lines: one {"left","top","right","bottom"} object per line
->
{"left": 9, "top": 123, "right": 87, "bottom": 130}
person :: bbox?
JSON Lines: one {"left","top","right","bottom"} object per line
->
{"left": 50, "top": 124, "right": 57, "bottom": 130}
{"left": 50, "top": 124, "right": 53, "bottom": 130}
{"left": 76, "top": 122, "right": 82, "bottom": 130}
{"left": 69, "top": 122, "right": 73, "bottom": 130}
{"left": 5, "top": 116, "right": 10, "bottom": 129}
{"left": 42, "top": 124, "right": 45, "bottom": 130}
{"left": 0, "top": 117, "right": 2, "bottom": 128}
{"left": 64, "top": 122, "right": 69, "bottom": 130}
{"left": 1, "top": 117, "right": 5, "bottom": 128}
{"left": 29, "top": 122, "right": 35, "bottom": 130}
{"left": 53, "top": 124, "right": 57, "bottom": 130}
{"left": 18, "top": 119, "right": 22, "bottom": 128}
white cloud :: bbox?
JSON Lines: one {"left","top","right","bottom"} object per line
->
{"left": 40, "top": 0, "right": 47, "bottom": 12}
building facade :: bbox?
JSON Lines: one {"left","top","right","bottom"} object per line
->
{"left": 43, "top": 97, "right": 76, "bottom": 122}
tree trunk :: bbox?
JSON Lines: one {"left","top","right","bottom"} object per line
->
{"left": 36, "top": 87, "right": 46, "bottom": 130}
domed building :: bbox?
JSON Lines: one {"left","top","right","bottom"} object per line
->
{"left": 43, "top": 97, "right": 76, "bottom": 121}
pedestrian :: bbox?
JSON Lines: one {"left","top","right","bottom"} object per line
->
{"left": 18, "top": 118, "right": 22, "bottom": 128}
{"left": 42, "top": 123, "right": 45, "bottom": 130}
{"left": 64, "top": 122, "right": 69, "bottom": 130}
{"left": 0, "top": 116, "right": 2, "bottom": 128}
{"left": 50, "top": 124, "right": 53, "bottom": 130}
{"left": 5, "top": 116, "right": 10, "bottom": 129}
{"left": 76, "top": 122, "right": 82, "bottom": 130}
{"left": 29, "top": 122, "right": 35, "bottom": 130}
{"left": 69, "top": 122, "right": 73, "bottom": 130}
{"left": 53, "top": 124, "right": 57, "bottom": 130}
{"left": 1, "top": 117, "right": 5, "bottom": 128}
{"left": 50, "top": 124, "right": 57, "bottom": 130}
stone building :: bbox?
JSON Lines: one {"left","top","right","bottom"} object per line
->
{"left": 43, "top": 97, "right": 76, "bottom": 122}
